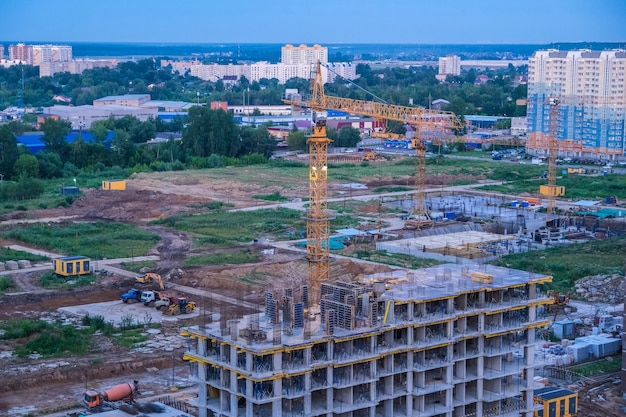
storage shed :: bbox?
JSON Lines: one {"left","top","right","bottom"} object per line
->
{"left": 102, "top": 180, "right": 126, "bottom": 190}
{"left": 533, "top": 387, "right": 577, "bottom": 417}
{"left": 54, "top": 256, "right": 91, "bottom": 276}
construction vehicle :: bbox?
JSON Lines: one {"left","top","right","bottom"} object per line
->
{"left": 121, "top": 288, "right": 143, "bottom": 303}
{"left": 164, "top": 297, "right": 197, "bottom": 315}
{"left": 84, "top": 380, "right": 139, "bottom": 410}
{"left": 546, "top": 290, "right": 573, "bottom": 312}
{"left": 135, "top": 272, "right": 164, "bottom": 290}
{"left": 141, "top": 290, "right": 169, "bottom": 307}
{"left": 155, "top": 295, "right": 176, "bottom": 311}
{"left": 363, "top": 151, "right": 377, "bottom": 161}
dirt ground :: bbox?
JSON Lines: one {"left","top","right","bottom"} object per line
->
{"left": 0, "top": 168, "right": 622, "bottom": 416}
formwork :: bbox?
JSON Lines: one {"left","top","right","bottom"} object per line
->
{"left": 182, "top": 263, "right": 553, "bottom": 417}
{"left": 376, "top": 231, "right": 516, "bottom": 263}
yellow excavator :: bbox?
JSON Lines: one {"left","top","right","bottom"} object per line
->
{"left": 135, "top": 272, "right": 164, "bottom": 290}
{"left": 363, "top": 151, "right": 377, "bottom": 161}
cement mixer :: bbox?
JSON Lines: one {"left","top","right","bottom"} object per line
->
{"left": 84, "top": 380, "right": 139, "bottom": 410}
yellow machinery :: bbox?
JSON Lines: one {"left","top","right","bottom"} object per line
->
{"left": 54, "top": 256, "right": 91, "bottom": 277}
{"left": 284, "top": 61, "right": 463, "bottom": 231}
{"left": 363, "top": 151, "right": 377, "bottom": 161}
{"left": 135, "top": 272, "right": 164, "bottom": 290}
{"left": 165, "top": 297, "right": 197, "bottom": 315}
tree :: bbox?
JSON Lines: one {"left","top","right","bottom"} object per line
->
{"left": 239, "top": 126, "right": 277, "bottom": 158}
{"left": 36, "top": 151, "right": 63, "bottom": 178}
{"left": 336, "top": 126, "right": 361, "bottom": 148}
{"left": 0, "top": 126, "right": 20, "bottom": 179}
{"left": 40, "top": 118, "right": 71, "bottom": 159}
{"left": 183, "top": 107, "right": 240, "bottom": 157}
{"left": 110, "top": 129, "right": 136, "bottom": 166}
{"left": 287, "top": 130, "right": 307, "bottom": 151}
{"left": 14, "top": 154, "right": 39, "bottom": 178}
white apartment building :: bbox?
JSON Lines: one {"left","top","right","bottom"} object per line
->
{"left": 9, "top": 43, "right": 72, "bottom": 66}
{"left": 162, "top": 60, "right": 357, "bottom": 85}
{"left": 281, "top": 44, "right": 328, "bottom": 65}
{"left": 436, "top": 55, "right": 461, "bottom": 81}
{"left": 527, "top": 49, "right": 626, "bottom": 160}
{"left": 39, "top": 58, "right": 118, "bottom": 77}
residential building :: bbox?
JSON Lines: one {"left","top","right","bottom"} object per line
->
{"left": 281, "top": 44, "right": 328, "bottom": 65}
{"left": 8, "top": 43, "right": 33, "bottom": 64}
{"left": 0, "top": 45, "right": 4, "bottom": 60}
{"left": 39, "top": 58, "right": 117, "bottom": 77}
{"left": 162, "top": 59, "right": 357, "bottom": 85}
{"left": 436, "top": 55, "right": 461, "bottom": 81}
{"left": 526, "top": 49, "right": 626, "bottom": 161}
{"left": 511, "top": 117, "right": 528, "bottom": 136}
{"left": 182, "top": 263, "right": 552, "bottom": 417}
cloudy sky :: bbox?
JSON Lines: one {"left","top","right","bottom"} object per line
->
{"left": 2, "top": 0, "right": 625, "bottom": 44}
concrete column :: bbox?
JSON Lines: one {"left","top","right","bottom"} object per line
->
{"left": 246, "top": 381, "right": 254, "bottom": 417}
{"left": 230, "top": 345, "right": 237, "bottom": 367}
{"left": 230, "top": 393, "right": 238, "bottom": 417}
{"left": 246, "top": 352, "right": 252, "bottom": 372}
{"left": 273, "top": 378, "right": 282, "bottom": 416}
{"left": 198, "top": 338, "right": 206, "bottom": 356}
{"left": 273, "top": 351, "right": 282, "bottom": 372}
{"left": 304, "top": 372, "right": 312, "bottom": 415}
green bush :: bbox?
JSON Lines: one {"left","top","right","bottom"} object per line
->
{"left": 0, "top": 276, "right": 14, "bottom": 294}
{"left": 0, "top": 318, "right": 49, "bottom": 339}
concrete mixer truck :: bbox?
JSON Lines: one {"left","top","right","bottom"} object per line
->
{"left": 84, "top": 380, "right": 139, "bottom": 410}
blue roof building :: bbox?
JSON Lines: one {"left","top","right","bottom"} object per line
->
{"left": 16, "top": 130, "right": 114, "bottom": 154}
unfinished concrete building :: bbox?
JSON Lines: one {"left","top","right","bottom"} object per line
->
{"left": 182, "top": 264, "right": 552, "bottom": 417}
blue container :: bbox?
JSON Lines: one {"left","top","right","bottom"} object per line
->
{"left": 445, "top": 211, "right": 456, "bottom": 219}
{"left": 521, "top": 201, "right": 529, "bottom": 208}
{"left": 511, "top": 201, "right": 519, "bottom": 208}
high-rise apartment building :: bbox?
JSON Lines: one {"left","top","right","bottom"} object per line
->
{"left": 0, "top": 45, "right": 4, "bottom": 60}
{"left": 182, "top": 264, "right": 552, "bottom": 417}
{"left": 281, "top": 44, "right": 328, "bottom": 65}
{"left": 527, "top": 49, "right": 626, "bottom": 161}
{"left": 439, "top": 55, "right": 461, "bottom": 76}
{"left": 8, "top": 43, "right": 33, "bottom": 64}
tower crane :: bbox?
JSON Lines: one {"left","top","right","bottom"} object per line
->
{"left": 539, "top": 97, "right": 565, "bottom": 214}
{"left": 284, "top": 62, "right": 462, "bottom": 306}
{"left": 285, "top": 62, "right": 463, "bottom": 230}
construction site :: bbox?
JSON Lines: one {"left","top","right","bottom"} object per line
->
{"left": 1, "top": 63, "right": 625, "bottom": 417}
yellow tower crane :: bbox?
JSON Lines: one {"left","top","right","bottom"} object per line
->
{"left": 539, "top": 97, "right": 565, "bottom": 214}
{"left": 285, "top": 62, "right": 463, "bottom": 231}
{"left": 284, "top": 62, "right": 462, "bottom": 305}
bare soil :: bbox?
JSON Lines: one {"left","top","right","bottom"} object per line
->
{"left": 0, "top": 168, "right": 619, "bottom": 416}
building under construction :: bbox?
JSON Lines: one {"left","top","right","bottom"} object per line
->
{"left": 182, "top": 263, "right": 553, "bottom": 417}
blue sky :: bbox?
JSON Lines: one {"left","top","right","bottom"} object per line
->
{"left": 1, "top": 0, "right": 625, "bottom": 44}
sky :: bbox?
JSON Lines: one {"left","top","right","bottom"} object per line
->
{"left": 1, "top": 0, "right": 625, "bottom": 45}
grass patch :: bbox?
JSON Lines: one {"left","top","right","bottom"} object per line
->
{"left": 569, "top": 355, "right": 621, "bottom": 377}
{"left": 113, "top": 328, "right": 150, "bottom": 349}
{"left": 0, "top": 276, "right": 15, "bottom": 295}
{"left": 252, "top": 191, "right": 290, "bottom": 202}
{"left": 120, "top": 260, "right": 158, "bottom": 273}
{"left": 491, "top": 236, "right": 626, "bottom": 293}
{"left": 373, "top": 186, "right": 413, "bottom": 193}
{"left": 194, "top": 201, "right": 235, "bottom": 210}
{"left": 479, "top": 173, "right": 626, "bottom": 199}
{"left": 154, "top": 207, "right": 359, "bottom": 248}
{"left": 1, "top": 221, "right": 159, "bottom": 259}
{"left": 0, "top": 247, "right": 49, "bottom": 263}
{"left": 39, "top": 271, "right": 97, "bottom": 289}
{"left": 183, "top": 250, "right": 260, "bottom": 267}
{"left": 239, "top": 271, "right": 269, "bottom": 285}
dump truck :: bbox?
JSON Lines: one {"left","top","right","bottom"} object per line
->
{"left": 121, "top": 288, "right": 143, "bottom": 303}
{"left": 141, "top": 290, "right": 170, "bottom": 307}
{"left": 84, "top": 380, "right": 139, "bottom": 410}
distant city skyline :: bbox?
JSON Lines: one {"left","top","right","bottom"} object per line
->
{"left": 2, "top": 0, "right": 625, "bottom": 45}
